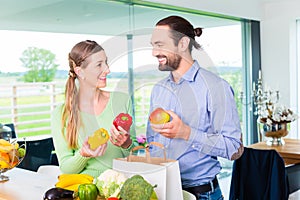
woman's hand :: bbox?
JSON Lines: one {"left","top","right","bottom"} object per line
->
{"left": 110, "top": 125, "right": 132, "bottom": 149}
{"left": 150, "top": 110, "right": 191, "bottom": 140}
{"left": 80, "top": 138, "right": 107, "bottom": 157}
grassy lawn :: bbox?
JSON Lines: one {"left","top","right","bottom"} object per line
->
{"left": 1, "top": 95, "right": 64, "bottom": 137}
{"left": 0, "top": 79, "right": 149, "bottom": 137}
{"left": 0, "top": 80, "right": 65, "bottom": 137}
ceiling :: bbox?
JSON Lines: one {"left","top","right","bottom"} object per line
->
{"left": 0, "top": 0, "right": 240, "bottom": 36}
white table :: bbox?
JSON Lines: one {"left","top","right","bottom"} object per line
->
{"left": 0, "top": 168, "right": 57, "bottom": 200}
{"left": 0, "top": 167, "right": 195, "bottom": 200}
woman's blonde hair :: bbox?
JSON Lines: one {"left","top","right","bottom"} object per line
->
{"left": 62, "top": 40, "right": 103, "bottom": 149}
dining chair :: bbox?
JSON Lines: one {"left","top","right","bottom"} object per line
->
{"left": 50, "top": 151, "right": 59, "bottom": 166}
{"left": 229, "top": 147, "right": 289, "bottom": 200}
{"left": 17, "top": 137, "right": 55, "bottom": 172}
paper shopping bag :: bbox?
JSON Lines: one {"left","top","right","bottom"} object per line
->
{"left": 113, "top": 142, "right": 183, "bottom": 200}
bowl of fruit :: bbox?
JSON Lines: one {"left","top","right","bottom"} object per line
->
{"left": 0, "top": 138, "right": 26, "bottom": 182}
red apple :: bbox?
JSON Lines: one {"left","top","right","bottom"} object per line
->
{"left": 149, "top": 107, "right": 170, "bottom": 124}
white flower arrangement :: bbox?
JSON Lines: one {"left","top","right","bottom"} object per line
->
{"left": 259, "top": 104, "right": 298, "bottom": 126}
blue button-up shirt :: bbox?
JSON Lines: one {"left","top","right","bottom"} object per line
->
{"left": 146, "top": 60, "right": 242, "bottom": 188}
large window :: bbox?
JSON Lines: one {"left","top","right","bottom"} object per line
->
{"left": 297, "top": 19, "right": 300, "bottom": 138}
{"left": 0, "top": 1, "right": 256, "bottom": 144}
{"left": 128, "top": 5, "right": 247, "bottom": 143}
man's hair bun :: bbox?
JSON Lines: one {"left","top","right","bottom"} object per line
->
{"left": 194, "top": 28, "right": 203, "bottom": 37}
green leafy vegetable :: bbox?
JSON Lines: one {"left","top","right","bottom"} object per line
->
{"left": 120, "top": 175, "right": 157, "bottom": 200}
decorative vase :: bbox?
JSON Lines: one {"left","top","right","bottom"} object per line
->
{"left": 258, "top": 122, "right": 289, "bottom": 146}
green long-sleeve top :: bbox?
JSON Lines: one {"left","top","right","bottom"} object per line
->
{"left": 51, "top": 91, "right": 136, "bottom": 178}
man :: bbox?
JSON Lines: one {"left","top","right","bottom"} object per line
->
{"left": 147, "top": 15, "right": 244, "bottom": 200}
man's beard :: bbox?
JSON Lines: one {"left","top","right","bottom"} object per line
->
{"left": 158, "top": 53, "right": 181, "bottom": 71}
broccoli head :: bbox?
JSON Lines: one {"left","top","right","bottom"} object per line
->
{"left": 120, "top": 175, "right": 157, "bottom": 200}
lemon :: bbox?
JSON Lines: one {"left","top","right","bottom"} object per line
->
{"left": 14, "top": 143, "right": 19, "bottom": 149}
{"left": 0, "top": 160, "right": 10, "bottom": 169}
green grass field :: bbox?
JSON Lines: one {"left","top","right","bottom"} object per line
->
{"left": 0, "top": 77, "right": 150, "bottom": 137}
{"left": 1, "top": 93, "right": 65, "bottom": 137}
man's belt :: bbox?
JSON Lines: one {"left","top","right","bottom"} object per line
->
{"left": 183, "top": 177, "right": 219, "bottom": 196}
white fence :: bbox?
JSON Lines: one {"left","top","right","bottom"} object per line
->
{"left": 0, "top": 80, "right": 152, "bottom": 136}
{"left": 0, "top": 82, "right": 64, "bottom": 135}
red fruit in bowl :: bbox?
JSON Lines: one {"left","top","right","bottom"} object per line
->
{"left": 113, "top": 113, "right": 133, "bottom": 132}
{"left": 149, "top": 107, "right": 170, "bottom": 124}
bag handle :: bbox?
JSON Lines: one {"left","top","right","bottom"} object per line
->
{"left": 128, "top": 141, "right": 167, "bottom": 162}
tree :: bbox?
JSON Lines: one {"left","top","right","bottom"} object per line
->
{"left": 20, "top": 47, "right": 58, "bottom": 82}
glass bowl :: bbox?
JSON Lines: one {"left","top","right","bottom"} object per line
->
{"left": 0, "top": 138, "right": 26, "bottom": 182}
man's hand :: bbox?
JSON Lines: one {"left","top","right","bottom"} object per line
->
{"left": 150, "top": 110, "right": 191, "bottom": 140}
{"left": 230, "top": 137, "right": 244, "bottom": 160}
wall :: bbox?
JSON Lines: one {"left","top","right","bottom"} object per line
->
{"left": 260, "top": 0, "right": 300, "bottom": 138}
{"left": 261, "top": 1, "right": 299, "bottom": 105}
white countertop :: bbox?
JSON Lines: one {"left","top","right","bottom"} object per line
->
{"left": 0, "top": 167, "right": 57, "bottom": 200}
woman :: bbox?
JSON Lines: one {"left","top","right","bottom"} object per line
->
{"left": 51, "top": 40, "right": 135, "bottom": 177}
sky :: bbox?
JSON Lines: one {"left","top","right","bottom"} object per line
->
{"left": 0, "top": 25, "right": 241, "bottom": 73}
{"left": 0, "top": 30, "right": 111, "bottom": 72}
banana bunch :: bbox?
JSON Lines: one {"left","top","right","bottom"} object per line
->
{"left": 55, "top": 174, "right": 94, "bottom": 192}
{"left": 0, "top": 139, "right": 18, "bottom": 153}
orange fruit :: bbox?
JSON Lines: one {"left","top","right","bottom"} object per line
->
{"left": 0, "top": 152, "right": 10, "bottom": 163}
